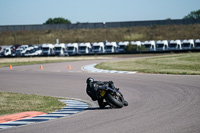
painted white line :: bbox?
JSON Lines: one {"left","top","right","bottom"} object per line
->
{"left": 82, "top": 64, "right": 137, "bottom": 74}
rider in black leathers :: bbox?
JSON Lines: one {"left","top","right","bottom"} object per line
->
{"left": 86, "top": 77, "right": 128, "bottom": 108}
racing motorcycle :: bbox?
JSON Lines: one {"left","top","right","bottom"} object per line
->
{"left": 86, "top": 77, "right": 128, "bottom": 108}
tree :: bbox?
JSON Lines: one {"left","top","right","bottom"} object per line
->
{"left": 44, "top": 17, "right": 71, "bottom": 24}
{"left": 125, "top": 44, "right": 148, "bottom": 53}
{"left": 183, "top": 9, "right": 200, "bottom": 19}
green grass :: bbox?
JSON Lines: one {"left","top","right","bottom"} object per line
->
{"left": 0, "top": 60, "right": 72, "bottom": 68}
{"left": 0, "top": 92, "right": 66, "bottom": 116}
{"left": 95, "top": 53, "right": 200, "bottom": 75}
{"left": 0, "top": 56, "right": 111, "bottom": 68}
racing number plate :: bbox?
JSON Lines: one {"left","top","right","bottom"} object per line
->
{"left": 100, "top": 90, "right": 106, "bottom": 97}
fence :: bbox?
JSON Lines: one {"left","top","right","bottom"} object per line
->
{"left": 0, "top": 19, "right": 200, "bottom": 32}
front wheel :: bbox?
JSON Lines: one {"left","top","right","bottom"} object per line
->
{"left": 105, "top": 93, "right": 123, "bottom": 108}
{"left": 98, "top": 98, "right": 106, "bottom": 109}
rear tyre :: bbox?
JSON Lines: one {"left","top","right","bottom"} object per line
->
{"left": 106, "top": 93, "right": 123, "bottom": 108}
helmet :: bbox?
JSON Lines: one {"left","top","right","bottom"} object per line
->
{"left": 86, "top": 77, "right": 94, "bottom": 84}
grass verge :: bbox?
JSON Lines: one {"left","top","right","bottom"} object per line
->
{"left": 0, "top": 56, "right": 113, "bottom": 68}
{"left": 95, "top": 53, "right": 200, "bottom": 75}
{"left": 0, "top": 92, "right": 66, "bottom": 116}
{"left": 0, "top": 60, "right": 74, "bottom": 68}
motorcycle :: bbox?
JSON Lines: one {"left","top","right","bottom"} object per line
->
{"left": 86, "top": 77, "right": 128, "bottom": 108}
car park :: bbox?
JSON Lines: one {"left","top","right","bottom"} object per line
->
{"left": 1, "top": 38, "right": 200, "bottom": 57}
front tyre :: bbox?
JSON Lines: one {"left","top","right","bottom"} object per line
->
{"left": 124, "top": 100, "right": 128, "bottom": 106}
{"left": 106, "top": 93, "right": 123, "bottom": 108}
{"left": 98, "top": 98, "right": 105, "bottom": 109}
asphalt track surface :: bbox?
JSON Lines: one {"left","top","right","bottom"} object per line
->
{"left": 0, "top": 59, "right": 200, "bottom": 133}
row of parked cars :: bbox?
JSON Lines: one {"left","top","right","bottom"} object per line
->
{"left": 0, "top": 39, "right": 200, "bottom": 57}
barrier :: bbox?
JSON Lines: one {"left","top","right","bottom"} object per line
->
{"left": 0, "top": 19, "right": 200, "bottom": 32}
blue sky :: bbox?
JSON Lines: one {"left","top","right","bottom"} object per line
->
{"left": 0, "top": 0, "right": 199, "bottom": 25}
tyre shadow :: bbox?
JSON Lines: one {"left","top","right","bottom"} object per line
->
{"left": 86, "top": 107, "right": 111, "bottom": 110}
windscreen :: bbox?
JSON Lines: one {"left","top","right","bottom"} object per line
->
{"left": 67, "top": 47, "right": 74, "bottom": 50}
{"left": 196, "top": 42, "right": 200, "bottom": 47}
{"left": 43, "top": 48, "right": 49, "bottom": 51}
{"left": 156, "top": 44, "right": 164, "bottom": 48}
{"left": 144, "top": 44, "right": 151, "bottom": 48}
{"left": 182, "top": 43, "right": 190, "bottom": 47}
{"left": 119, "top": 45, "right": 125, "bottom": 49}
{"left": 93, "top": 46, "right": 100, "bottom": 50}
{"left": 55, "top": 47, "right": 61, "bottom": 51}
{"left": 79, "top": 46, "right": 86, "bottom": 50}
{"left": 105, "top": 46, "right": 112, "bottom": 49}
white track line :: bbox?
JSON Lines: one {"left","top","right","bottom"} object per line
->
{"left": 82, "top": 64, "right": 137, "bottom": 74}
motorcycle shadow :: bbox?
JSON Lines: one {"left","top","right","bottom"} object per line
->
{"left": 86, "top": 107, "right": 111, "bottom": 110}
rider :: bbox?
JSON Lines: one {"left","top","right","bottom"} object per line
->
{"left": 86, "top": 77, "right": 128, "bottom": 108}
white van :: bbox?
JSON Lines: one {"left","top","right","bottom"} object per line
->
{"left": 54, "top": 43, "right": 66, "bottom": 56}
{"left": 105, "top": 42, "right": 117, "bottom": 53}
{"left": 143, "top": 41, "right": 156, "bottom": 51}
{"left": 181, "top": 39, "right": 195, "bottom": 50}
{"left": 168, "top": 40, "right": 182, "bottom": 50}
{"left": 42, "top": 44, "right": 54, "bottom": 56}
{"left": 118, "top": 41, "right": 129, "bottom": 52}
{"left": 195, "top": 39, "right": 200, "bottom": 49}
{"left": 79, "top": 43, "right": 91, "bottom": 54}
{"left": 156, "top": 40, "right": 168, "bottom": 51}
{"left": 67, "top": 43, "right": 78, "bottom": 55}
{"left": 92, "top": 42, "right": 105, "bottom": 54}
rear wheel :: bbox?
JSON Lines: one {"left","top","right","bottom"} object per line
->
{"left": 105, "top": 93, "right": 123, "bottom": 108}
